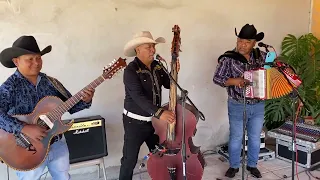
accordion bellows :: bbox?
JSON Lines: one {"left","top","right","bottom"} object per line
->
{"left": 244, "top": 67, "right": 302, "bottom": 99}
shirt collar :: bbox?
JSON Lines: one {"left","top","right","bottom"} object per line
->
{"left": 232, "top": 48, "right": 256, "bottom": 62}
{"left": 134, "top": 57, "right": 157, "bottom": 70}
{"left": 14, "top": 69, "right": 46, "bottom": 79}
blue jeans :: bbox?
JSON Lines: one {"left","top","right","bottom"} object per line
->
{"left": 227, "top": 98, "right": 264, "bottom": 168}
{"left": 16, "top": 136, "right": 70, "bottom": 180}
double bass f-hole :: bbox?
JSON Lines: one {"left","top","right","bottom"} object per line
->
{"left": 147, "top": 25, "right": 205, "bottom": 180}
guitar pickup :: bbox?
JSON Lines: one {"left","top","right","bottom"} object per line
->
{"left": 39, "top": 115, "right": 54, "bottom": 129}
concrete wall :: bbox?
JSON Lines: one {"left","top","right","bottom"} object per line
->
{"left": 0, "top": 0, "right": 311, "bottom": 179}
{"left": 312, "top": 0, "right": 320, "bottom": 38}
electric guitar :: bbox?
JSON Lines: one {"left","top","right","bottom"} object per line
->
{"left": 0, "top": 57, "right": 127, "bottom": 171}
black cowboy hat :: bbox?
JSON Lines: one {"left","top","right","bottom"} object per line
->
{"left": 0, "top": 35, "right": 52, "bottom": 68}
{"left": 235, "top": 24, "right": 264, "bottom": 42}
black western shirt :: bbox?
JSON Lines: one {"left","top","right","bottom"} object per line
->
{"left": 123, "top": 57, "right": 170, "bottom": 119}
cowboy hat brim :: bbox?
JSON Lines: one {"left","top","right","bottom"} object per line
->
{"left": 235, "top": 32, "right": 264, "bottom": 42}
{"left": 0, "top": 45, "right": 52, "bottom": 68}
{"left": 253, "top": 32, "right": 264, "bottom": 42}
{"left": 124, "top": 37, "right": 165, "bottom": 57}
{"left": 235, "top": 27, "right": 264, "bottom": 42}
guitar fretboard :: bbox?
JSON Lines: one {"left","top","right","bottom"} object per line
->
{"left": 47, "top": 75, "right": 105, "bottom": 120}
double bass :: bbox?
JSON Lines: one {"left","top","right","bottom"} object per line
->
{"left": 147, "top": 25, "right": 206, "bottom": 179}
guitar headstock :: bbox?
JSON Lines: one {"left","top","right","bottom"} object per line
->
{"left": 103, "top": 57, "right": 127, "bottom": 79}
{"left": 171, "top": 25, "right": 181, "bottom": 61}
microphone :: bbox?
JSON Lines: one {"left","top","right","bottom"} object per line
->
{"left": 258, "top": 42, "right": 273, "bottom": 48}
{"left": 154, "top": 54, "right": 165, "bottom": 62}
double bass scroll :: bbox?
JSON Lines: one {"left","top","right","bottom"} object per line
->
{"left": 146, "top": 25, "right": 205, "bottom": 180}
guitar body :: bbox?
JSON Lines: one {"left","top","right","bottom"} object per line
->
{"left": 0, "top": 96, "right": 73, "bottom": 171}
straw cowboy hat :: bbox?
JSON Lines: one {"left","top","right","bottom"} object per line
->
{"left": 235, "top": 24, "right": 264, "bottom": 42}
{"left": 0, "top": 35, "right": 52, "bottom": 68}
{"left": 124, "top": 31, "right": 166, "bottom": 57}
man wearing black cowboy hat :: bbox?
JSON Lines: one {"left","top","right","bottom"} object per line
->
{"left": 213, "top": 24, "right": 266, "bottom": 178}
{"left": 0, "top": 36, "right": 95, "bottom": 180}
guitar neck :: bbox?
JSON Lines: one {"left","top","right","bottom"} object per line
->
{"left": 50, "top": 75, "right": 106, "bottom": 116}
{"left": 166, "top": 58, "right": 178, "bottom": 142}
{"left": 169, "top": 59, "right": 178, "bottom": 111}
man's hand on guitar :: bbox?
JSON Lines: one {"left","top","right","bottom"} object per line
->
{"left": 159, "top": 110, "right": 176, "bottom": 124}
{"left": 81, "top": 88, "right": 95, "bottom": 103}
{"left": 21, "top": 125, "right": 47, "bottom": 141}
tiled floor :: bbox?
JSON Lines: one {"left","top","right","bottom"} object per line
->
{"left": 43, "top": 149, "right": 320, "bottom": 180}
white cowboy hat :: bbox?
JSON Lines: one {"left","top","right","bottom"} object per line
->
{"left": 124, "top": 31, "right": 166, "bottom": 57}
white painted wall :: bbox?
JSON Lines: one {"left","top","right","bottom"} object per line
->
{"left": 0, "top": 0, "right": 311, "bottom": 179}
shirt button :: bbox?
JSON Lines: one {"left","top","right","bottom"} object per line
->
{"left": 154, "top": 83, "right": 155, "bottom": 85}
{"left": 144, "top": 79, "right": 146, "bottom": 81}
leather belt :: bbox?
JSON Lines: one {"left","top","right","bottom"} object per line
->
{"left": 229, "top": 96, "right": 262, "bottom": 104}
{"left": 123, "top": 109, "right": 152, "bottom": 122}
{"left": 50, "top": 134, "right": 62, "bottom": 145}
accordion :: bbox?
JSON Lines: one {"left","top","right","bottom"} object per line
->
{"left": 243, "top": 67, "right": 302, "bottom": 99}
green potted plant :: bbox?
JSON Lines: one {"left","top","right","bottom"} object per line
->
{"left": 264, "top": 33, "right": 320, "bottom": 130}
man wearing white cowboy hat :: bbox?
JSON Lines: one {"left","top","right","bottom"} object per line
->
{"left": 119, "top": 31, "right": 180, "bottom": 180}
{"left": 0, "top": 35, "right": 95, "bottom": 180}
{"left": 213, "top": 24, "right": 266, "bottom": 178}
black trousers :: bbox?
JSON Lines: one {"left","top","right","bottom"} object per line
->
{"left": 119, "top": 114, "right": 159, "bottom": 180}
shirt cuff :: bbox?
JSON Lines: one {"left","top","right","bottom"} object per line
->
{"left": 154, "top": 108, "right": 164, "bottom": 119}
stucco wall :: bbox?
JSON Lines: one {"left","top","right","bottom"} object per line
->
{"left": 0, "top": 0, "right": 311, "bottom": 179}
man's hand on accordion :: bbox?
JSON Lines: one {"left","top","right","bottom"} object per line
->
{"left": 225, "top": 77, "right": 250, "bottom": 88}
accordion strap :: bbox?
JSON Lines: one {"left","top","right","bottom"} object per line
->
{"left": 218, "top": 48, "right": 261, "bottom": 64}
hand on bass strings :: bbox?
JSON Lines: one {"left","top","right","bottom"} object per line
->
{"left": 21, "top": 124, "right": 47, "bottom": 142}
{"left": 159, "top": 110, "right": 176, "bottom": 124}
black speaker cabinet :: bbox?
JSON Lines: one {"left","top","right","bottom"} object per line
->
{"left": 64, "top": 115, "right": 108, "bottom": 164}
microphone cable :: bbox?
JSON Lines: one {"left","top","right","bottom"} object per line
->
{"left": 7, "top": 165, "right": 9, "bottom": 180}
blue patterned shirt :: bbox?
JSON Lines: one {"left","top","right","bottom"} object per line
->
{"left": 213, "top": 49, "right": 266, "bottom": 99}
{"left": 0, "top": 70, "right": 92, "bottom": 135}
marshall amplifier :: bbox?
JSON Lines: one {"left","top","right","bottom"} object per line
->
{"left": 63, "top": 115, "right": 108, "bottom": 164}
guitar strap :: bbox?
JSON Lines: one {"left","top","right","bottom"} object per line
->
{"left": 46, "top": 76, "right": 70, "bottom": 102}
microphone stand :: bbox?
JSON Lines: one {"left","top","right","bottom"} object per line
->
{"left": 241, "top": 63, "right": 251, "bottom": 180}
{"left": 155, "top": 58, "right": 205, "bottom": 180}
{"left": 263, "top": 46, "right": 308, "bottom": 180}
